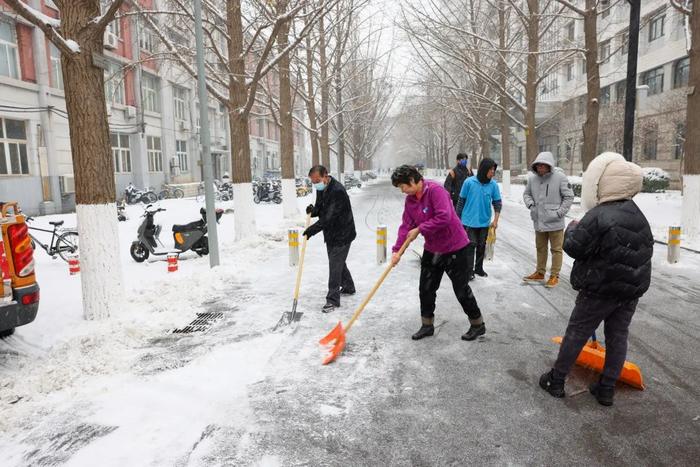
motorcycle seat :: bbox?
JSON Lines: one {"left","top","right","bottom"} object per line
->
{"left": 172, "top": 220, "right": 204, "bottom": 233}
{"left": 49, "top": 220, "right": 64, "bottom": 227}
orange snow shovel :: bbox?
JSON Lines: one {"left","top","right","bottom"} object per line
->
{"left": 551, "top": 333, "right": 645, "bottom": 389}
{"left": 319, "top": 238, "right": 412, "bottom": 364}
{"left": 275, "top": 214, "right": 312, "bottom": 329}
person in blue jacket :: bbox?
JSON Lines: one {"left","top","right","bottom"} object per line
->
{"left": 456, "top": 158, "right": 502, "bottom": 280}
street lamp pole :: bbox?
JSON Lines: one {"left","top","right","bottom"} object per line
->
{"left": 623, "top": 0, "right": 642, "bottom": 162}
{"left": 194, "top": 0, "right": 220, "bottom": 267}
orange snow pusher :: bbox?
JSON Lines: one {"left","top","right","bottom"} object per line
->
{"left": 551, "top": 333, "right": 645, "bottom": 390}
{"left": 320, "top": 238, "right": 411, "bottom": 365}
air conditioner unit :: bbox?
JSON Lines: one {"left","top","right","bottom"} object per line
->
{"left": 59, "top": 175, "right": 75, "bottom": 194}
{"left": 178, "top": 120, "right": 190, "bottom": 131}
{"left": 104, "top": 32, "right": 118, "bottom": 50}
{"left": 125, "top": 106, "right": 137, "bottom": 119}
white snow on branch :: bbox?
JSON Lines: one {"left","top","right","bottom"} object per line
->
{"left": 65, "top": 39, "right": 81, "bottom": 53}
{"left": 20, "top": 2, "right": 61, "bottom": 28}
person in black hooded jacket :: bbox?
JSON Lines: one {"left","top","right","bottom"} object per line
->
{"left": 444, "top": 153, "right": 473, "bottom": 208}
{"left": 539, "top": 153, "right": 653, "bottom": 407}
{"left": 304, "top": 165, "right": 357, "bottom": 313}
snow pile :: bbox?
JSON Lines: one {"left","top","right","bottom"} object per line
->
{"left": 642, "top": 167, "right": 670, "bottom": 181}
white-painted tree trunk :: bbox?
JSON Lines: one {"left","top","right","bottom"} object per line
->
{"left": 76, "top": 203, "right": 123, "bottom": 320}
{"left": 682, "top": 174, "right": 700, "bottom": 241}
{"left": 502, "top": 171, "right": 511, "bottom": 197}
{"left": 281, "top": 178, "right": 298, "bottom": 219}
{"left": 233, "top": 182, "right": 257, "bottom": 240}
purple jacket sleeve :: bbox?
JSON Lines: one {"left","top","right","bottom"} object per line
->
{"left": 417, "top": 188, "right": 451, "bottom": 239}
{"left": 393, "top": 204, "right": 415, "bottom": 253}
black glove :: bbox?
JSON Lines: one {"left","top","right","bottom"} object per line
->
{"left": 306, "top": 204, "right": 314, "bottom": 214}
{"left": 303, "top": 227, "right": 315, "bottom": 239}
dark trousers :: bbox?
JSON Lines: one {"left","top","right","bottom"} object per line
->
{"left": 326, "top": 243, "right": 355, "bottom": 306}
{"left": 465, "top": 227, "right": 489, "bottom": 275}
{"left": 419, "top": 247, "right": 482, "bottom": 323}
{"left": 554, "top": 293, "right": 638, "bottom": 387}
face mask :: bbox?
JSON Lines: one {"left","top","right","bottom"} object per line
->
{"left": 313, "top": 182, "right": 326, "bottom": 191}
{"left": 459, "top": 159, "right": 468, "bottom": 167}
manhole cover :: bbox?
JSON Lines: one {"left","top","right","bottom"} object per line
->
{"left": 173, "top": 311, "right": 224, "bottom": 334}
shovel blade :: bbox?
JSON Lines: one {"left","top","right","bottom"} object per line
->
{"left": 551, "top": 336, "right": 645, "bottom": 390}
{"left": 319, "top": 321, "right": 346, "bottom": 364}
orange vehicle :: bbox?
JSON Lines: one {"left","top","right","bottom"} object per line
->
{"left": 0, "top": 202, "right": 40, "bottom": 337}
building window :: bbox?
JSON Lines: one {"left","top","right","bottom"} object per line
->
{"left": 600, "top": 85, "right": 611, "bottom": 106}
{"left": 173, "top": 87, "right": 187, "bottom": 121}
{"left": 641, "top": 66, "right": 664, "bottom": 96}
{"left": 578, "top": 95, "right": 586, "bottom": 115}
{"left": 566, "top": 21, "right": 575, "bottom": 41}
{"left": 565, "top": 62, "right": 574, "bottom": 81}
{"left": 258, "top": 118, "right": 266, "bottom": 138}
{"left": 600, "top": 0, "right": 611, "bottom": 19}
{"left": 580, "top": 57, "right": 587, "bottom": 75}
{"left": 518, "top": 146, "right": 523, "bottom": 165}
{"left": 615, "top": 80, "right": 626, "bottom": 103}
{"left": 147, "top": 136, "right": 162, "bottom": 172}
{"left": 105, "top": 61, "right": 125, "bottom": 105}
{"left": 541, "top": 73, "right": 558, "bottom": 97}
{"left": 643, "top": 126, "right": 658, "bottom": 160}
{"left": 648, "top": 13, "right": 665, "bottom": 43}
{"left": 139, "top": 27, "right": 155, "bottom": 53}
{"left": 176, "top": 140, "right": 188, "bottom": 172}
{"left": 675, "top": 123, "right": 685, "bottom": 160}
{"left": 673, "top": 57, "right": 690, "bottom": 89}
{"left": 0, "top": 20, "right": 20, "bottom": 79}
{"left": 598, "top": 39, "right": 611, "bottom": 64}
{"left": 111, "top": 133, "right": 131, "bottom": 173}
{"left": 49, "top": 43, "right": 63, "bottom": 90}
{"left": 620, "top": 30, "right": 629, "bottom": 56}
{"left": 0, "top": 118, "right": 29, "bottom": 175}
{"left": 142, "top": 74, "right": 160, "bottom": 113}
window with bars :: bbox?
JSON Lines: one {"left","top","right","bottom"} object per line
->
{"left": 111, "top": 133, "right": 131, "bottom": 173}
{"left": 648, "top": 13, "right": 665, "bottom": 43}
{"left": 0, "top": 20, "right": 20, "bottom": 79}
{"left": 173, "top": 87, "right": 188, "bottom": 121}
{"left": 0, "top": 118, "right": 29, "bottom": 175}
{"left": 599, "top": 39, "right": 611, "bottom": 64}
{"left": 147, "top": 136, "right": 162, "bottom": 172}
{"left": 643, "top": 126, "right": 658, "bottom": 160}
{"left": 620, "top": 30, "right": 629, "bottom": 56}
{"left": 139, "top": 27, "right": 156, "bottom": 53}
{"left": 673, "top": 57, "right": 690, "bottom": 89}
{"left": 49, "top": 43, "right": 63, "bottom": 90}
{"left": 142, "top": 74, "right": 160, "bottom": 113}
{"left": 105, "top": 61, "right": 125, "bottom": 105}
{"left": 176, "top": 140, "right": 188, "bottom": 172}
{"left": 641, "top": 66, "right": 664, "bottom": 96}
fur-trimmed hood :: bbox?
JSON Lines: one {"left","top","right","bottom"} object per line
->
{"left": 581, "top": 152, "right": 643, "bottom": 211}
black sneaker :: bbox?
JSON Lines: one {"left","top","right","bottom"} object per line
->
{"left": 474, "top": 270, "right": 488, "bottom": 277}
{"left": 322, "top": 303, "right": 338, "bottom": 313}
{"left": 340, "top": 287, "right": 356, "bottom": 295}
{"left": 589, "top": 382, "right": 614, "bottom": 406}
{"left": 539, "top": 369, "right": 566, "bottom": 398}
{"left": 461, "top": 324, "right": 486, "bottom": 341}
{"left": 411, "top": 325, "right": 434, "bottom": 340}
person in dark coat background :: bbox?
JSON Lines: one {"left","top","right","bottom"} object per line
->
{"left": 444, "top": 153, "right": 473, "bottom": 208}
{"left": 304, "top": 165, "right": 357, "bottom": 313}
{"left": 539, "top": 153, "right": 653, "bottom": 407}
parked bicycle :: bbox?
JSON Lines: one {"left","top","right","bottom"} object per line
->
{"left": 158, "top": 184, "right": 185, "bottom": 200}
{"left": 25, "top": 217, "right": 79, "bottom": 262}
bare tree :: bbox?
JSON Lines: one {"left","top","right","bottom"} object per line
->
{"left": 4, "top": 0, "right": 126, "bottom": 320}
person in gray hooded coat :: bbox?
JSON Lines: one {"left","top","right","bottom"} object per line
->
{"left": 522, "top": 151, "right": 574, "bottom": 288}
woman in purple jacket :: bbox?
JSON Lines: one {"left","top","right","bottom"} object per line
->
{"left": 390, "top": 165, "right": 485, "bottom": 341}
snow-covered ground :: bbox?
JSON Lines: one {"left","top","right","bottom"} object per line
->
{"left": 1, "top": 177, "right": 699, "bottom": 465}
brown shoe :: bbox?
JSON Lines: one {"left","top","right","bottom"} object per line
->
{"left": 523, "top": 272, "right": 545, "bottom": 282}
{"left": 545, "top": 276, "right": 559, "bottom": 288}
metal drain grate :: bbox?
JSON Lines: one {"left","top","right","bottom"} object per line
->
{"left": 172, "top": 311, "right": 224, "bottom": 334}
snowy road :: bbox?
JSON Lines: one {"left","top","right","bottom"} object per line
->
{"left": 1, "top": 179, "right": 699, "bottom": 465}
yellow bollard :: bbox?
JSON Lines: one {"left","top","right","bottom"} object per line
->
{"left": 667, "top": 226, "right": 681, "bottom": 264}
{"left": 376, "top": 225, "right": 387, "bottom": 264}
{"left": 288, "top": 229, "right": 300, "bottom": 267}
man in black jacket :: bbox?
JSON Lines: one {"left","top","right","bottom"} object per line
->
{"left": 539, "top": 153, "right": 653, "bottom": 406}
{"left": 304, "top": 165, "right": 357, "bottom": 313}
{"left": 444, "top": 153, "right": 473, "bottom": 208}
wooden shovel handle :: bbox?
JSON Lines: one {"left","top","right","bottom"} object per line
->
{"left": 345, "top": 237, "right": 412, "bottom": 332}
{"left": 292, "top": 214, "right": 312, "bottom": 301}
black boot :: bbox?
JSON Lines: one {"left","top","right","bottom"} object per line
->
{"left": 461, "top": 318, "right": 486, "bottom": 341}
{"left": 539, "top": 369, "right": 566, "bottom": 398}
{"left": 412, "top": 317, "right": 434, "bottom": 340}
{"left": 474, "top": 269, "right": 488, "bottom": 277}
{"left": 589, "top": 381, "right": 615, "bottom": 406}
